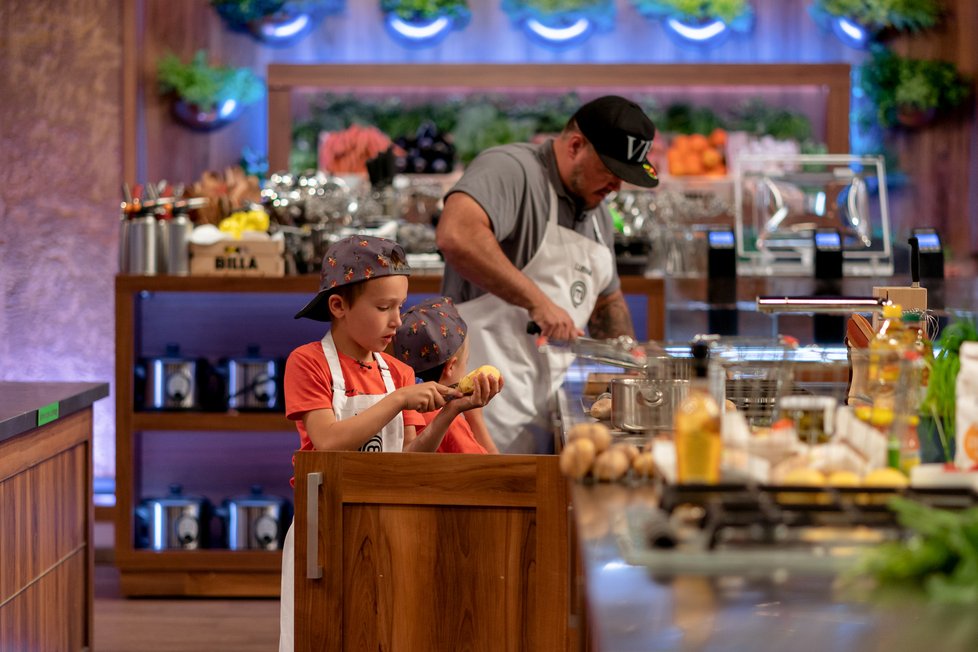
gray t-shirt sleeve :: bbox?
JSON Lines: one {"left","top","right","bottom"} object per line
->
{"left": 445, "top": 148, "right": 527, "bottom": 242}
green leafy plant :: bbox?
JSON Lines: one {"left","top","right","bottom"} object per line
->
{"left": 629, "top": 0, "right": 753, "bottom": 25}
{"left": 850, "top": 496, "right": 978, "bottom": 604}
{"left": 813, "top": 0, "right": 942, "bottom": 33}
{"left": 157, "top": 51, "right": 265, "bottom": 112}
{"left": 921, "top": 317, "right": 978, "bottom": 455}
{"left": 380, "top": 0, "right": 469, "bottom": 20}
{"left": 859, "top": 46, "right": 972, "bottom": 128}
{"left": 210, "top": 0, "right": 342, "bottom": 27}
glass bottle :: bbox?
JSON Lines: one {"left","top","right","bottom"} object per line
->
{"left": 674, "top": 341, "right": 722, "bottom": 484}
{"left": 868, "top": 303, "right": 911, "bottom": 422}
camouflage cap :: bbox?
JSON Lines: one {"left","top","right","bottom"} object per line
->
{"left": 393, "top": 297, "right": 467, "bottom": 373}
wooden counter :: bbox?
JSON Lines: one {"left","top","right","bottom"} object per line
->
{"left": 0, "top": 381, "right": 108, "bottom": 651}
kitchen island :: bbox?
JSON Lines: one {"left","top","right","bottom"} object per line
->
{"left": 0, "top": 381, "right": 108, "bottom": 651}
{"left": 555, "top": 373, "right": 978, "bottom": 651}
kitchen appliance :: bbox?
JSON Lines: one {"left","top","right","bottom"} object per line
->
{"left": 135, "top": 484, "right": 210, "bottom": 550}
{"left": 219, "top": 485, "right": 292, "bottom": 550}
{"left": 226, "top": 345, "right": 282, "bottom": 411}
{"left": 610, "top": 362, "right": 690, "bottom": 433}
{"left": 137, "top": 344, "right": 203, "bottom": 410}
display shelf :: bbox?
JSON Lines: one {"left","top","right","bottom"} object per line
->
{"left": 132, "top": 411, "right": 293, "bottom": 431}
{"left": 114, "top": 273, "right": 664, "bottom": 597}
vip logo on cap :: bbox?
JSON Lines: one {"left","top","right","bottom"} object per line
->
{"left": 626, "top": 135, "right": 653, "bottom": 163}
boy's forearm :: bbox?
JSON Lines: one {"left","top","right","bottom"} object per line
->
{"left": 306, "top": 394, "right": 405, "bottom": 450}
{"left": 465, "top": 409, "right": 499, "bottom": 454}
{"left": 404, "top": 405, "right": 461, "bottom": 452}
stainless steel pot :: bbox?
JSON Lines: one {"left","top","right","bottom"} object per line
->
{"left": 140, "top": 344, "right": 202, "bottom": 410}
{"left": 611, "top": 377, "right": 688, "bottom": 433}
{"left": 135, "top": 484, "right": 210, "bottom": 550}
{"left": 227, "top": 346, "right": 281, "bottom": 411}
{"left": 221, "top": 485, "right": 291, "bottom": 551}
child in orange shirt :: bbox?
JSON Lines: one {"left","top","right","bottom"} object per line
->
{"left": 393, "top": 297, "right": 502, "bottom": 454}
{"left": 279, "top": 236, "right": 500, "bottom": 651}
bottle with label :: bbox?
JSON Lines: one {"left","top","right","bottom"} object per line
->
{"left": 674, "top": 341, "right": 722, "bottom": 484}
{"left": 954, "top": 342, "right": 978, "bottom": 470}
{"left": 868, "top": 303, "right": 911, "bottom": 422}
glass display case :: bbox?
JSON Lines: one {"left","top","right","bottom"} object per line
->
{"left": 734, "top": 154, "right": 893, "bottom": 277}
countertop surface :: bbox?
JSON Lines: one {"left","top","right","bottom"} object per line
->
{"left": 0, "top": 381, "right": 109, "bottom": 443}
{"left": 556, "top": 374, "right": 978, "bottom": 652}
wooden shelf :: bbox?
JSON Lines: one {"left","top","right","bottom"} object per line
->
{"left": 132, "top": 411, "right": 294, "bottom": 431}
{"left": 116, "top": 273, "right": 444, "bottom": 294}
{"left": 115, "top": 548, "right": 281, "bottom": 572}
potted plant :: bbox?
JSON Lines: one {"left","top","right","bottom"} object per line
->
{"left": 810, "top": 0, "right": 942, "bottom": 48}
{"left": 628, "top": 0, "right": 754, "bottom": 47}
{"left": 858, "top": 47, "right": 971, "bottom": 129}
{"left": 211, "top": 0, "right": 344, "bottom": 46}
{"left": 157, "top": 51, "right": 266, "bottom": 131}
{"left": 380, "top": 0, "right": 471, "bottom": 47}
{"left": 502, "top": 0, "right": 615, "bottom": 49}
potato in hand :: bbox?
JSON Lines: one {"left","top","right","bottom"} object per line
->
{"left": 457, "top": 365, "right": 502, "bottom": 394}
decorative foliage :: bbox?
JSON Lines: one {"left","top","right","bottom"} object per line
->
{"left": 501, "top": 0, "right": 617, "bottom": 35}
{"left": 629, "top": 0, "right": 754, "bottom": 28}
{"left": 812, "top": 0, "right": 942, "bottom": 33}
{"left": 859, "top": 46, "right": 971, "bottom": 128}
{"left": 380, "top": 0, "right": 469, "bottom": 20}
{"left": 291, "top": 93, "right": 817, "bottom": 173}
{"left": 156, "top": 51, "right": 265, "bottom": 112}
{"left": 211, "top": 0, "right": 344, "bottom": 30}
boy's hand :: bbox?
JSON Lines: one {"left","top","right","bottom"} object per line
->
{"left": 397, "top": 382, "right": 461, "bottom": 413}
{"left": 446, "top": 372, "right": 503, "bottom": 413}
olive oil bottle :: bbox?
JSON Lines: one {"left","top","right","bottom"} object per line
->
{"left": 675, "top": 341, "right": 722, "bottom": 484}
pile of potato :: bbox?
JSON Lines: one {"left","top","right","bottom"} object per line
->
{"left": 559, "top": 422, "right": 657, "bottom": 482}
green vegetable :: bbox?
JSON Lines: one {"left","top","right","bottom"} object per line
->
{"left": 852, "top": 496, "right": 978, "bottom": 603}
{"left": 921, "top": 317, "right": 978, "bottom": 450}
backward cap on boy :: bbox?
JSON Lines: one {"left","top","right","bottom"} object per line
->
{"left": 294, "top": 235, "right": 410, "bottom": 321}
{"left": 393, "top": 297, "right": 467, "bottom": 373}
{"left": 572, "top": 95, "right": 659, "bottom": 188}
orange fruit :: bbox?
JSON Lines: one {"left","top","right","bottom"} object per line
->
{"left": 701, "top": 147, "right": 723, "bottom": 170}
{"left": 708, "top": 128, "right": 727, "bottom": 148}
{"left": 688, "top": 134, "right": 709, "bottom": 152}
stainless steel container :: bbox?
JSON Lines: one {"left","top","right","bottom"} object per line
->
{"left": 222, "top": 485, "right": 291, "bottom": 550}
{"left": 164, "top": 214, "right": 193, "bottom": 275}
{"left": 141, "top": 345, "right": 200, "bottom": 410}
{"left": 127, "top": 213, "right": 157, "bottom": 275}
{"left": 135, "top": 484, "right": 210, "bottom": 550}
{"left": 227, "top": 346, "right": 281, "bottom": 411}
{"left": 611, "top": 377, "right": 688, "bottom": 433}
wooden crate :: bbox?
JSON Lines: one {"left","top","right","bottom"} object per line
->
{"left": 190, "top": 239, "right": 285, "bottom": 277}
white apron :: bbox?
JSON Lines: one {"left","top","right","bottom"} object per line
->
{"left": 279, "top": 330, "right": 404, "bottom": 651}
{"left": 457, "top": 183, "right": 615, "bottom": 454}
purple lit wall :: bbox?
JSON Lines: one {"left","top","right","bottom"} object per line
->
{"left": 0, "top": 0, "right": 122, "bottom": 479}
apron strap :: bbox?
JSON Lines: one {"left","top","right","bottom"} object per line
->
{"left": 591, "top": 213, "right": 607, "bottom": 247}
{"left": 373, "top": 352, "right": 397, "bottom": 393}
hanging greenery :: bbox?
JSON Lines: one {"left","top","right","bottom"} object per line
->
{"left": 859, "top": 46, "right": 971, "bottom": 128}
{"left": 812, "top": 0, "right": 942, "bottom": 33}
{"left": 157, "top": 51, "right": 265, "bottom": 112}
{"left": 380, "top": 0, "right": 469, "bottom": 20}
{"left": 628, "top": 0, "right": 754, "bottom": 27}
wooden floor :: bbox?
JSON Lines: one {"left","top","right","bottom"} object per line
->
{"left": 94, "top": 564, "right": 280, "bottom": 651}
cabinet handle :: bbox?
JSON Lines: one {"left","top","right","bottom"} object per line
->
{"left": 306, "top": 472, "right": 323, "bottom": 580}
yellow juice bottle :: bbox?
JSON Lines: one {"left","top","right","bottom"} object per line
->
{"left": 675, "top": 341, "right": 722, "bottom": 484}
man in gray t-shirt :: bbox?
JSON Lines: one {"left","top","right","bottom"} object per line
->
{"left": 436, "top": 96, "right": 659, "bottom": 453}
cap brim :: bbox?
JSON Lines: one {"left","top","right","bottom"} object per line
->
{"left": 294, "top": 290, "right": 333, "bottom": 321}
{"left": 599, "top": 154, "right": 659, "bottom": 188}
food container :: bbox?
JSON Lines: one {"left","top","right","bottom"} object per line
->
{"left": 135, "top": 484, "right": 211, "bottom": 550}
{"left": 226, "top": 346, "right": 282, "bottom": 411}
{"left": 219, "top": 485, "right": 292, "bottom": 551}
{"left": 137, "top": 344, "right": 204, "bottom": 410}
{"left": 611, "top": 377, "right": 689, "bottom": 433}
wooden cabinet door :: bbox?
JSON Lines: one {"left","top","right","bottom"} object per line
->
{"left": 294, "top": 452, "right": 569, "bottom": 651}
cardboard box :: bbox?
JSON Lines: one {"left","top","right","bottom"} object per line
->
{"left": 190, "top": 238, "right": 285, "bottom": 277}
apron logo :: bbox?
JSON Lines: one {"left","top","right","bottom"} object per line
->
{"left": 570, "top": 280, "right": 587, "bottom": 308}
{"left": 360, "top": 435, "right": 383, "bottom": 452}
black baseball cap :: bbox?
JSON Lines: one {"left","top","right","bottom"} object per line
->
{"left": 572, "top": 96, "right": 659, "bottom": 188}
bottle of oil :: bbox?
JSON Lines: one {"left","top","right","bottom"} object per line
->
{"left": 868, "top": 304, "right": 911, "bottom": 416}
{"left": 674, "top": 341, "right": 722, "bottom": 484}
